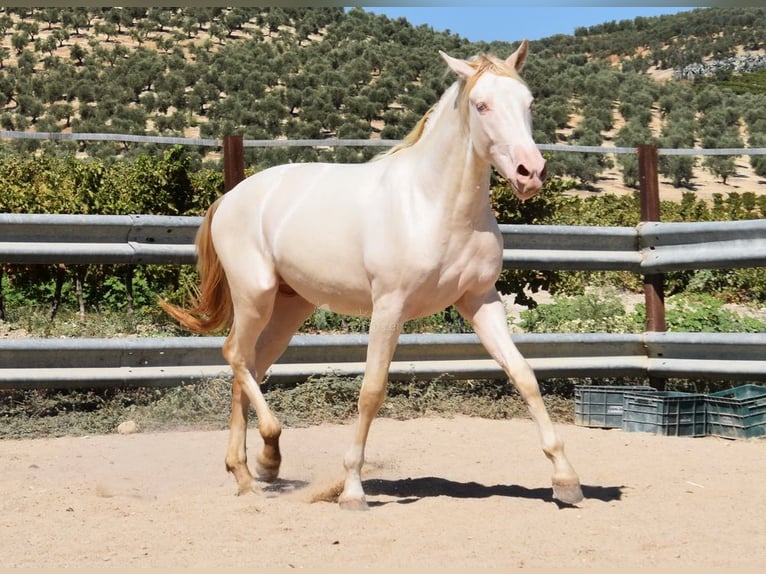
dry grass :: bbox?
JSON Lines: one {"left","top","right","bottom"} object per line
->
{"left": 0, "top": 373, "right": 578, "bottom": 440}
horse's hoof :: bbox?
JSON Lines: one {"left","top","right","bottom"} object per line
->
{"left": 552, "top": 479, "right": 584, "bottom": 505}
{"left": 338, "top": 496, "right": 370, "bottom": 511}
{"left": 236, "top": 480, "right": 260, "bottom": 496}
{"left": 255, "top": 457, "right": 281, "bottom": 483}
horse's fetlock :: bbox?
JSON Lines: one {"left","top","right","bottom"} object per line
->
{"left": 542, "top": 440, "right": 564, "bottom": 461}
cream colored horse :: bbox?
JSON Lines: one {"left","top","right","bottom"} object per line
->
{"left": 162, "top": 40, "right": 583, "bottom": 509}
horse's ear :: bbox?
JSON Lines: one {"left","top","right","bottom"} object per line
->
{"left": 505, "top": 39, "right": 529, "bottom": 71}
{"left": 439, "top": 50, "right": 477, "bottom": 79}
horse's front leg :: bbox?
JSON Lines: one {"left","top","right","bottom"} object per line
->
{"left": 338, "top": 303, "right": 403, "bottom": 510}
{"left": 456, "top": 289, "right": 584, "bottom": 505}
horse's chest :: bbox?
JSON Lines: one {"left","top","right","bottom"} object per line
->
{"left": 403, "top": 231, "right": 502, "bottom": 297}
{"left": 444, "top": 239, "right": 502, "bottom": 289}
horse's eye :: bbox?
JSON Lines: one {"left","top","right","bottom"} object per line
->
{"left": 475, "top": 102, "right": 489, "bottom": 113}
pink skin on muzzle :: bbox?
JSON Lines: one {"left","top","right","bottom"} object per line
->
{"left": 490, "top": 143, "right": 547, "bottom": 201}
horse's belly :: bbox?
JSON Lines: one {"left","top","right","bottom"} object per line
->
{"left": 275, "top": 254, "right": 373, "bottom": 317}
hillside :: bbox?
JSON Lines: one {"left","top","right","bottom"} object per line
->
{"left": 1, "top": 6, "right": 766, "bottom": 191}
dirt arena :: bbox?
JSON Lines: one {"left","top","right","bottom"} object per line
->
{"left": 1, "top": 416, "right": 764, "bottom": 568}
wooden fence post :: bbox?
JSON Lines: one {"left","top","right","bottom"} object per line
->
{"left": 223, "top": 134, "right": 244, "bottom": 192}
{"left": 638, "top": 143, "right": 666, "bottom": 390}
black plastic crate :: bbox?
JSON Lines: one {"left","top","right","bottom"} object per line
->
{"left": 622, "top": 391, "right": 707, "bottom": 437}
{"left": 574, "top": 385, "right": 659, "bottom": 428}
{"left": 706, "top": 384, "right": 766, "bottom": 440}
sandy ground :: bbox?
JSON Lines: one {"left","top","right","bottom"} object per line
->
{"left": 1, "top": 416, "right": 764, "bottom": 568}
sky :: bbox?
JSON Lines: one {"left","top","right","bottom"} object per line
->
{"left": 361, "top": 6, "right": 697, "bottom": 44}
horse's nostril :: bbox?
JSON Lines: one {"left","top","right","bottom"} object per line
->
{"left": 540, "top": 163, "right": 548, "bottom": 182}
{"left": 517, "top": 164, "right": 530, "bottom": 177}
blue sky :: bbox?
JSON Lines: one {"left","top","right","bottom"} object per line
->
{"left": 361, "top": 6, "right": 697, "bottom": 43}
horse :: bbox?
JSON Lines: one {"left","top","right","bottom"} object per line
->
{"left": 161, "top": 40, "right": 583, "bottom": 509}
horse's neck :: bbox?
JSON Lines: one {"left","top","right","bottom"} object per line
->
{"left": 400, "top": 93, "right": 493, "bottom": 227}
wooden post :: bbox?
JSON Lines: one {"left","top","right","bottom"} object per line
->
{"left": 638, "top": 144, "right": 666, "bottom": 390}
{"left": 223, "top": 134, "right": 244, "bottom": 192}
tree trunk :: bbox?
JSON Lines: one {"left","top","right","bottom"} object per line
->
{"left": 0, "top": 266, "right": 6, "bottom": 321}
{"left": 75, "top": 266, "right": 87, "bottom": 321}
{"left": 49, "top": 265, "right": 67, "bottom": 321}
{"left": 126, "top": 266, "right": 135, "bottom": 315}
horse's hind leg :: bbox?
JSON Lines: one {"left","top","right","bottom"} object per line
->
{"left": 456, "top": 289, "right": 583, "bottom": 505}
{"left": 225, "top": 348, "right": 258, "bottom": 495}
{"left": 250, "top": 291, "right": 315, "bottom": 482}
{"left": 223, "top": 288, "right": 314, "bottom": 494}
{"left": 223, "top": 323, "right": 272, "bottom": 494}
{"left": 221, "top": 279, "right": 279, "bottom": 495}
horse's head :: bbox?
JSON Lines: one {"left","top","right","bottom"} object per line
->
{"left": 440, "top": 41, "right": 546, "bottom": 201}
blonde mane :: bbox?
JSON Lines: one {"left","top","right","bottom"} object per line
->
{"left": 378, "top": 105, "right": 436, "bottom": 158}
{"left": 379, "top": 53, "right": 523, "bottom": 159}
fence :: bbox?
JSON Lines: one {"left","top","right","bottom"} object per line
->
{"left": 2, "top": 213, "right": 766, "bottom": 272}
{"left": 1, "top": 213, "right": 765, "bottom": 389}
{"left": 1, "top": 133, "right": 766, "bottom": 389}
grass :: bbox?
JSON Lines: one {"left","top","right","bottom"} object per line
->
{"left": 0, "top": 304, "right": 570, "bottom": 440}
{"left": 0, "top": 303, "right": 560, "bottom": 439}
{"left": 0, "top": 373, "right": 577, "bottom": 440}
{"left": 0, "top": 370, "right": 735, "bottom": 440}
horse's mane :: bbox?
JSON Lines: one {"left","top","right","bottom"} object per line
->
{"left": 377, "top": 106, "right": 436, "bottom": 158}
{"left": 378, "top": 52, "right": 523, "bottom": 159}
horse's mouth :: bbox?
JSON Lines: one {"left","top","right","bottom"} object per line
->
{"left": 513, "top": 185, "right": 542, "bottom": 202}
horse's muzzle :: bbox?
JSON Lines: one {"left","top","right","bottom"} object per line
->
{"left": 490, "top": 143, "right": 546, "bottom": 201}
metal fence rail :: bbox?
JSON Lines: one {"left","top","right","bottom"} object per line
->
{"left": 2, "top": 213, "right": 766, "bottom": 272}
{"left": 1, "top": 332, "right": 764, "bottom": 390}
{"left": 0, "top": 213, "right": 200, "bottom": 265}
{"left": 3, "top": 130, "right": 766, "bottom": 156}
{"left": 640, "top": 220, "right": 766, "bottom": 272}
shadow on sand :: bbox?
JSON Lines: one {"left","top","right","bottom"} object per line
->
{"left": 362, "top": 476, "right": 624, "bottom": 508}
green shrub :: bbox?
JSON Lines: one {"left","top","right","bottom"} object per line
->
{"left": 632, "top": 293, "right": 766, "bottom": 333}
{"left": 301, "top": 305, "right": 469, "bottom": 335}
{"left": 684, "top": 268, "right": 766, "bottom": 304}
{"left": 519, "top": 291, "right": 641, "bottom": 333}
{"left": 520, "top": 291, "right": 766, "bottom": 334}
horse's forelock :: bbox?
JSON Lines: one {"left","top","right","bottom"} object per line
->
{"left": 456, "top": 54, "right": 524, "bottom": 117}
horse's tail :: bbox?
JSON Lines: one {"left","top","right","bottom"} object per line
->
{"left": 159, "top": 197, "right": 233, "bottom": 334}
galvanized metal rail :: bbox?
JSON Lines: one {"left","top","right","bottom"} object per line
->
{"left": 2, "top": 213, "right": 765, "bottom": 272}
{"left": 0, "top": 213, "right": 200, "bottom": 265}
